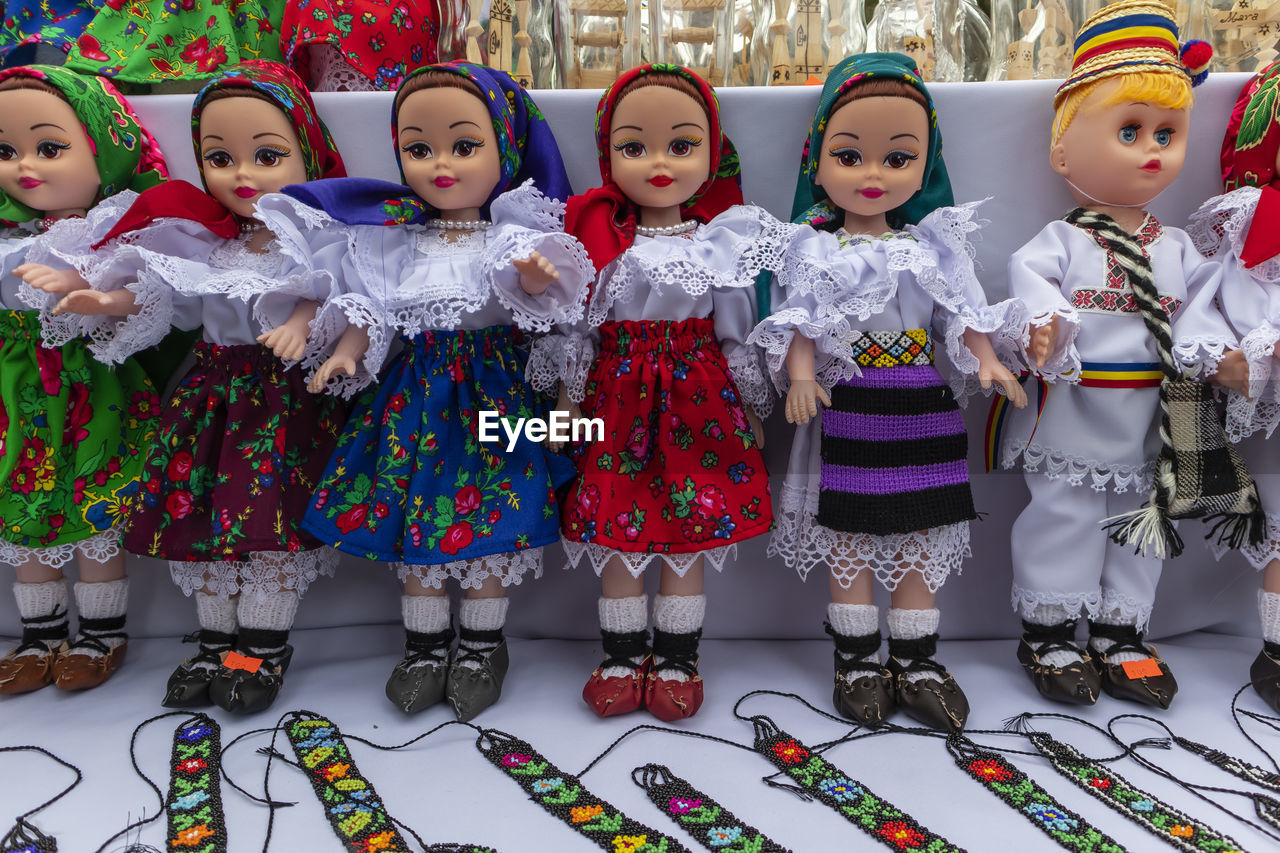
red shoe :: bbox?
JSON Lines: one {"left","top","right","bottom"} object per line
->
{"left": 645, "top": 668, "right": 704, "bottom": 721}
{"left": 583, "top": 655, "right": 651, "bottom": 717}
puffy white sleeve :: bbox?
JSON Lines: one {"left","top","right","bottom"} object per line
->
{"left": 1167, "top": 230, "right": 1236, "bottom": 377}
{"left": 0, "top": 231, "right": 36, "bottom": 313}
{"left": 713, "top": 275, "right": 772, "bottom": 417}
{"left": 526, "top": 295, "right": 601, "bottom": 404}
{"left": 1007, "top": 221, "right": 1081, "bottom": 382}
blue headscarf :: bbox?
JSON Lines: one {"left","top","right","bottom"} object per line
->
{"left": 285, "top": 61, "right": 571, "bottom": 226}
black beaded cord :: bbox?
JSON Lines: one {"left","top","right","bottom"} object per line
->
{"left": 478, "top": 728, "right": 692, "bottom": 852}
{"left": 633, "top": 763, "right": 792, "bottom": 853}
{"left": 0, "top": 745, "right": 81, "bottom": 853}
{"left": 166, "top": 713, "right": 228, "bottom": 853}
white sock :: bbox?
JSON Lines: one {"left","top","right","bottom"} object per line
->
{"left": 237, "top": 589, "right": 299, "bottom": 632}
{"left": 828, "top": 603, "right": 882, "bottom": 685}
{"left": 12, "top": 580, "right": 68, "bottom": 657}
{"left": 1089, "top": 611, "right": 1148, "bottom": 664}
{"left": 402, "top": 594, "right": 450, "bottom": 634}
{"left": 599, "top": 594, "right": 647, "bottom": 679}
{"left": 652, "top": 594, "right": 705, "bottom": 682}
{"left": 196, "top": 592, "right": 237, "bottom": 635}
{"left": 456, "top": 597, "right": 509, "bottom": 670}
{"left": 1261, "top": 590, "right": 1280, "bottom": 646}
{"left": 1026, "top": 603, "right": 1085, "bottom": 668}
{"left": 888, "top": 608, "right": 941, "bottom": 685}
{"left": 72, "top": 579, "right": 128, "bottom": 656}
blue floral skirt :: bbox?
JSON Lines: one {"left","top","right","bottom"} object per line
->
{"left": 302, "top": 326, "right": 574, "bottom": 565}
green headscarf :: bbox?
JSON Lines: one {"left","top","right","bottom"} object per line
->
{"left": 0, "top": 65, "right": 168, "bottom": 225}
{"left": 792, "top": 52, "right": 953, "bottom": 230}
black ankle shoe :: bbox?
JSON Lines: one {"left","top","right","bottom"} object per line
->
{"left": 447, "top": 627, "right": 509, "bottom": 722}
{"left": 386, "top": 626, "right": 455, "bottom": 714}
{"left": 826, "top": 623, "right": 894, "bottom": 726}
{"left": 887, "top": 634, "right": 968, "bottom": 731}
{"left": 163, "top": 629, "right": 236, "bottom": 708}
{"left": 208, "top": 628, "right": 293, "bottom": 714}
{"left": 1252, "top": 642, "right": 1280, "bottom": 713}
{"left": 1086, "top": 621, "right": 1178, "bottom": 709}
{"left": 1017, "top": 620, "right": 1100, "bottom": 706}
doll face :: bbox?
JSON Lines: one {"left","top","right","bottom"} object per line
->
{"left": 199, "top": 95, "right": 308, "bottom": 219}
{"left": 396, "top": 86, "right": 501, "bottom": 217}
{"left": 0, "top": 87, "right": 100, "bottom": 216}
{"left": 608, "top": 85, "right": 712, "bottom": 212}
{"left": 1050, "top": 78, "right": 1189, "bottom": 208}
{"left": 813, "top": 95, "right": 929, "bottom": 231}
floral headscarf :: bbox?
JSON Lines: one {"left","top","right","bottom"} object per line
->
{"left": 0, "top": 64, "right": 167, "bottom": 225}
{"left": 567, "top": 63, "right": 744, "bottom": 273}
{"left": 286, "top": 61, "right": 570, "bottom": 226}
{"left": 791, "top": 53, "right": 952, "bottom": 230}
{"left": 1220, "top": 60, "right": 1280, "bottom": 268}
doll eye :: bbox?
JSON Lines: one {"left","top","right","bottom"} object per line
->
{"left": 452, "top": 138, "right": 484, "bottom": 158}
{"left": 203, "top": 149, "right": 233, "bottom": 169}
{"left": 401, "top": 141, "right": 432, "bottom": 160}
{"left": 1118, "top": 124, "right": 1139, "bottom": 144}
{"left": 613, "top": 140, "right": 645, "bottom": 159}
{"left": 884, "top": 150, "right": 919, "bottom": 169}
{"left": 36, "top": 140, "right": 70, "bottom": 160}
{"left": 1153, "top": 128, "right": 1174, "bottom": 148}
{"left": 830, "top": 147, "right": 861, "bottom": 167}
{"left": 0, "top": 144, "right": 15, "bottom": 161}
{"left": 254, "top": 146, "right": 290, "bottom": 167}
{"left": 668, "top": 137, "right": 702, "bottom": 157}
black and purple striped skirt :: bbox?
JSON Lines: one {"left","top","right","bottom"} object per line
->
{"left": 817, "top": 362, "right": 975, "bottom": 536}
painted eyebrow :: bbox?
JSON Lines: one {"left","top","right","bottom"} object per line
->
{"left": 253, "top": 131, "right": 291, "bottom": 141}
{"left": 829, "top": 132, "right": 859, "bottom": 141}
{"left": 613, "top": 124, "right": 644, "bottom": 133}
{"left": 449, "top": 120, "right": 482, "bottom": 129}
{"left": 30, "top": 123, "right": 66, "bottom": 132}
{"left": 201, "top": 134, "right": 225, "bottom": 143}
{"left": 890, "top": 133, "right": 920, "bottom": 141}
{"left": 671, "top": 122, "right": 704, "bottom": 130}
{"left": 400, "top": 126, "right": 423, "bottom": 134}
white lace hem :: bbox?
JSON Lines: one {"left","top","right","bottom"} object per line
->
{"left": 1011, "top": 585, "right": 1154, "bottom": 630}
{"left": 526, "top": 332, "right": 597, "bottom": 403}
{"left": 725, "top": 348, "right": 773, "bottom": 418}
{"left": 395, "top": 548, "right": 544, "bottom": 590}
{"left": 1189, "top": 188, "right": 1280, "bottom": 282}
{"left": 1209, "top": 510, "right": 1280, "bottom": 569}
{"left": 308, "top": 43, "right": 380, "bottom": 91}
{"left": 306, "top": 293, "right": 386, "bottom": 399}
{"left": 1027, "top": 309, "right": 1083, "bottom": 382}
{"left": 0, "top": 528, "right": 120, "bottom": 569}
{"left": 168, "top": 549, "right": 338, "bottom": 599}
{"left": 944, "top": 297, "right": 1031, "bottom": 403}
{"left": 561, "top": 537, "right": 736, "bottom": 578}
{"left": 484, "top": 227, "right": 592, "bottom": 334}
{"left": 1227, "top": 322, "right": 1280, "bottom": 441}
{"left": 1002, "top": 439, "right": 1154, "bottom": 493}
{"left": 1173, "top": 335, "right": 1230, "bottom": 378}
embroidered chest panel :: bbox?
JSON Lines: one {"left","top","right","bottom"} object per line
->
{"left": 1070, "top": 216, "right": 1183, "bottom": 316}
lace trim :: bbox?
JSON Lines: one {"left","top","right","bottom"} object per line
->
{"left": 308, "top": 43, "right": 380, "bottom": 91}
{"left": 750, "top": 308, "right": 860, "bottom": 394}
{"left": 306, "top": 293, "right": 386, "bottom": 399}
{"left": 1010, "top": 585, "right": 1153, "bottom": 630}
{"left": 1227, "top": 323, "right": 1280, "bottom": 441}
{"left": 491, "top": 180, "right": 568, "bottom": 234}
{"left": 1028, "top": 309, "right": 1083, "bottom": 382}
{"left": 1002, "top": 440, "right": 1154, "bottom": 493}
{"left": 724, "top": 348, "right": 773, "bottom": 418}
{"left": 943, "top": 298, "right": 1032, "bottom": 403}
{"left": 1210, "top": 510, "right": 1280, "bottom": 569}
{"left": 395, "top": 548, "right": 544, "bottom": 590}
{"left": 84, "top": 272, "right": 175, "bottom": 364}
{"left": 1190, "top": 188, "right": 1280, "bottom": 284}
{"left": 1172, "top": 336, "right": 1230, "bottom": 378}
{"left": 561, "top": 537, "right": 736, "bottom": 579}
{"left": 482, "top": 227, "right": 593, "bottom": 334}
{"left": 167, "top": 549, "right": 337, "bottom": 599}
{"left": 527, "top": 332, "right": 597, "bottom": 403}
{"left": 0, "top": 528, "right": 120, "bottom": 569}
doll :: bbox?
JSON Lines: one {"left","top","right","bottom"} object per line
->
{"left": 0, "top": 1, "right": 99, "bottom": 66}
{"left": 22, "top": 60, "right": 348, "bottom": 713}
{"left": 280, "top": 0, "right": 439, "bottom": 91}
{"left": 1186, "top": 61, "right": 1280, "bottom": 712}
{"left": 534, "top": 64, "right": 794, "bottom": 722}
{"left": 751, "top": 52, "right": 1029, "bottom": 732}
{"left": 253, "top": 61, "right": 590, "bottom": 721}
{"left": 0, "top": 65, "right": 166, "bottom": 694}
{"left": 1000, "top": 0, "right": 1240, "bottom": 710}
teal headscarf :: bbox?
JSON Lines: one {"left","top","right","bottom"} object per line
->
{"left": 791, "top": 52, "right": 953, "bottom": 230}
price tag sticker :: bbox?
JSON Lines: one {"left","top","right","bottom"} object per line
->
{"left": 222, "top": 650, "right": 263, "bottom": 674}
{"left": 1121, "top": 658, "right": 1163, "bottom": 679}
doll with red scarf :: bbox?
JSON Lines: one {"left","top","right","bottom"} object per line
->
{"left": 22, "top": 60, "right": 349, "bottom": 714}
{"left": 531, "top": 64, "right": 798, "bottom": 722}
{"left": 1188, "top": 61, "right": 1280, "bottom": 712}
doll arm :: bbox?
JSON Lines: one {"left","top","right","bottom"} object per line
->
{"left": 309, "top": 324, "right": 371, "bottom": 395}
{"left": 257, "top": 299, "right": 319, "bottom": 363}
{"left": 485, "top": 225, "right": 593, "bottom": 332}
{"left": 1007, "top": 223, "right": 1080, "bottom": 381}
{"left": 713, "top": 280, "right": 774, "bottom": 422}
{"left": 781, "top": 335, "right": 833, "bottom": 425}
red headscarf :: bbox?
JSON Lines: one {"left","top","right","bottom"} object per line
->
{"left": 566, "top": 63, "right": 744, "bottom": 273}
{"left": 1221, "top": 60, "right": 1280, "bottom": 268}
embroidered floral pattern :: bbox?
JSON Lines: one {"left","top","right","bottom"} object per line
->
{"left": 635, "top": 764, "right": 787, "bottom": 853}
{"left": 0, "top": 0, "right": 98, "bottom": 58}
{"left": 1030, "top": 733, "right": 1245, "bottom": 853}
{"left": 480, "top": 734, "right": 689, "bottom": 852}
{"left": 167, "top": 715, "right": 227, "bottom": 853}
{"left": 281, "top": 0, "right": 439, "bottom": 90}
{"left": 753, "top": 725, "right": 963, "bottom": 852}
{"left": 1070, "top": 289, "right": 1183, "bottom": 316}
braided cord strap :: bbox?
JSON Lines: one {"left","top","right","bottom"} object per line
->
{"left": 947, "top": 737, "right": 1126, "bottom": 852}
{"left": 1029, "top": 732, "right": 1245, "bottom": 853}
{"left": 633, "top": 763, "right": 792, "bottom": 853}
{"left": 1171, "top": 736, "right": 1280, "bottom": 831}
{"left": 750, "top": 719, "right": 965, "bottom": 852}
{"left": 166, "top": 715, "right": 228, "bottom": 853}
{"left": 478, "top": 730, "right": 691, "bottom": 853}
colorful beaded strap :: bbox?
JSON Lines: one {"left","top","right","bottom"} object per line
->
{"left": 748, "top": 716, "right": 965, "bottom": 853}
{"left": 479, "top": 729, "right": 691, "bottom": 853}
{"left": 1173, "top": 734, "right": 1280, "bottom": 796}
{"left": 633, "top": 764, "right": 791, "bottom": 853}
{"left": 167, "top": 714, "right": 228, "bottom": 853}
{"left": 947, "top": 736, "right": 1126, "bottom": 852}
{"left": 1029, "top": 732, "right": 1246, "bottom": 853}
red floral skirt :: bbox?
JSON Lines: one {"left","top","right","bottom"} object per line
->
{"left": 562, "top": 318, "right": 771, "bottom": 554}
{"left": 122, "top": 342, "right": 347, "bottom": 562}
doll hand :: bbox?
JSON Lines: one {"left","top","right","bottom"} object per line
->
{"left": 1210, "top": 349, "right": 1252, "bottom": 398}
{"left": 982, "top": 362, "right": 1028, "bottom": 409}
{"left": 747, "top": 408, "right": 766, "bottom": 449}
{"left": 1026, "top": 316, "right": 1060, "bottom": 370}
{"left": 308, "top": 355, "right": 355, "bottom": 394}
{"left": 514, "top": 251, "right": 559, "bottom": 296}
{"left": 784, "top": 379, "right": 831, "bottom": 426}
{"left": 547, "top": 384, "right": 581, "bottom": 452}
{"left": 257, "top": 323, "right": 309, "bottom": 362}
{"left": 14, "top": 264, "right": 89, "bottom": 294}
{"left": 53, "top": 287, "right": 137, "bottom": 317}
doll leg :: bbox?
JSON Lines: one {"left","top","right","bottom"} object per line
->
{"left": 1011, "top": 474, "right": 1106, "bottom": 705}
{"left": 0, "top": 559, "right": 69, "bottom": 695}
{"left": 583, "top": 555, "right": 650, "bottom": 718}
{"left": 447, "top": 574, "right": 510, "bottom": 722}
{"left": 386, "top": 569, "right": 454, "bottom": 715}
{"left": 1254, "top": 557, "right": 1280, "bottom": 711}
{"left": 827, "top": 569, "right": 894, "bottom": 726}
{"left": 163, "top": 568, "right": 238, "bottom": 708}
{"left": 52, "top": 550, "right": 129, "bottom": 691}
{"left": 645, "top": 559, "right": 707, "bottom": 721}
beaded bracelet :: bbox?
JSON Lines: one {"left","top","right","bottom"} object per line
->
{"left": 748, "top": 716, "right": 966, "bottom": 853}
{"left": 947, "top": 736, "right": 1124, "bottom": 852}
{"left": 167, "top": 714, "right": 228, "bottom": 853}
{"left": 633, "top": 763, "right": 792, "bottom": 853}
{"left": 478, "top": 729, "right": 691, "bottom": 853}
{"left": 1029, "top": 732, "right": 1245, "bottom": 853}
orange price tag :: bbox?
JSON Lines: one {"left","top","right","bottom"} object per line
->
{"left": 1121, "top": 658, "right": 1162, "bottom": 679}
{"left": 222, "top": 651, "right": 263, "bottom": 674}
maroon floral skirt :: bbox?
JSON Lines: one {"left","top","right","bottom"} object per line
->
{"left": 122, "top": 342, "right": 347, "bottom": 562}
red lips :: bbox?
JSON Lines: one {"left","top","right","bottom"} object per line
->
{"left": 648, "top": 175, "right": 674, "bottom": 187}
{"left": 17, "top": 177, "right": 42, "bottom": 189}
{"left": 434, "top": 176, "right": 457, "bottom": 188}
{"left": 234, "top": 186, "right": 258, "bottom": 199}
{"left": 1141, "top": 159, "right": 1162, "bottom": 173}
{"left": 860, "top": 188, "right": 885, "bottom": 199}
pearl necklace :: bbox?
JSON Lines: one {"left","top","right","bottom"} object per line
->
{"left": 425, "top": 218, "right": 490, "bottom": 231}
{"left": 36, "top": 214, "right": 84, "bottom": 233}
{"left": 635, "top": 220, "right": 698, "bottom": 237}
{"left": 240, "top": 219, "right": 262, "bottom": 234}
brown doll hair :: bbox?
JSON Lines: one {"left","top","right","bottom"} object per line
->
{"left": 612, "top": 71, "right": 712, "bottom": 121}
{"left": 0, "top": 76, "right": 70, "bottom": 104}
{"left": 830, "top": 77, "right": 929, "bottom": 118}
{"left": 393, "top": 70, "right": 485, "bottom": 122}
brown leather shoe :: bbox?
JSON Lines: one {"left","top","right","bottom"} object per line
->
{"left": 0, "top": 644, "right": 59, "bottom": 695}
{"left": 1086, "top": 621, "right": 1177, "bottom": 710}
{"left": 1017, "top": 620, "right": 1100, "bottom": 706}
{"left": 1251, "top": 643, "right": 1280, "bottom": 713}
{"left": 53, "top": 639, "right": 127, "bottom": 691}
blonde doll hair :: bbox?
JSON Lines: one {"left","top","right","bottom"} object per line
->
{"left": 1051, "top": 70, "right": 1192, "bottom": 147}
